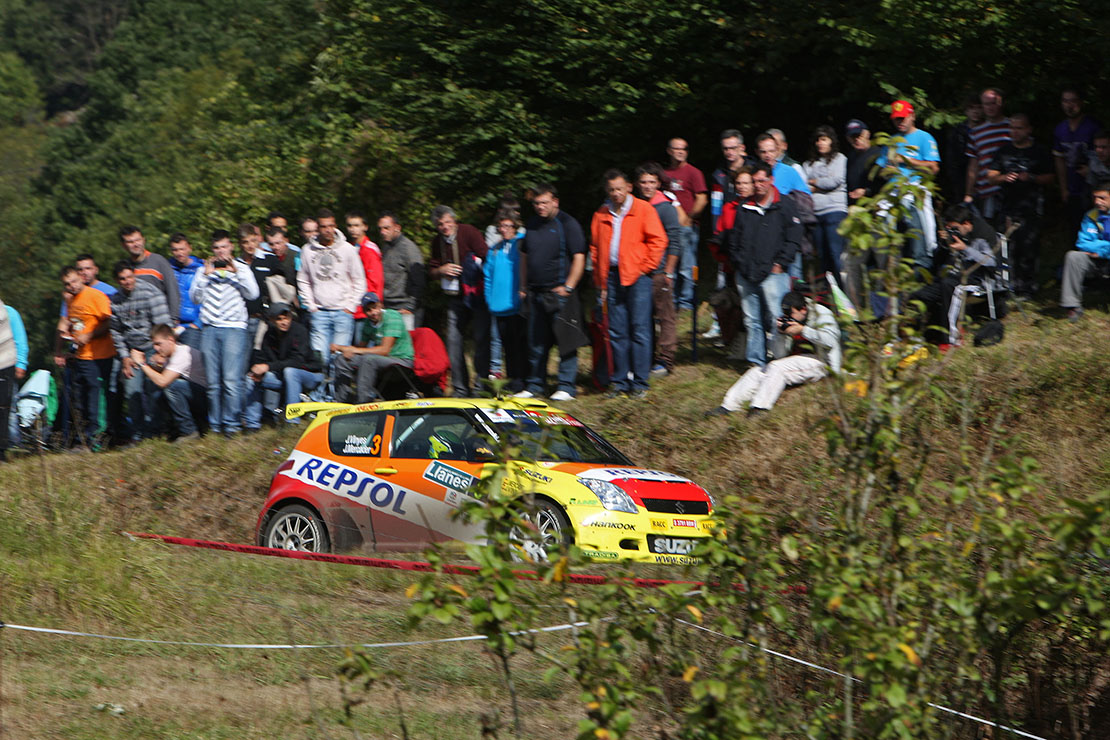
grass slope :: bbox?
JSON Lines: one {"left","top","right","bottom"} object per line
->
{"left": 2, "top": 302, "right": 1110, "bottom": 738}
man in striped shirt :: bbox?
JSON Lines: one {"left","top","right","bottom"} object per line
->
{"left": 190, "top": 231, "right": 260, "bottom": 437}
{"left": 964, "top": 88, "right": 1010, "bottom": 226}
{"left": 110, "top": 261, "right": 172, "bottom": 441}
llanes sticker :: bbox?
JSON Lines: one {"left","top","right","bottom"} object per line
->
{"left": 423, "top": 460, "right": 478, "bottom": 493}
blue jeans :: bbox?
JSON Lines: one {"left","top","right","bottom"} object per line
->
{"left": 489, "top": 317, "right": 503, "bottom": 375}
{"left": 526, "top": 292, "right": 578, "bottom": 395}
{"left": 178, "top": 325, "right": 202, "bottom": 350}
{"left": 201, "top": 326, "right": 249, "bottom": 433}
{"left": 788, "top": 252, "right": 803, "bottom": 281}
{"left": 122, "top": 350, "right": 159, "bottom": 438}
{"left": 71, "top": 358, "right": 112, "bottom": 442}
{"left": 607, "top": 272, "right": 653, "bottom": 392}
{"left": 308, "top": 309, "right": 354, "bottom": 364}
{"left": 736, "top": 271, "right": 791, "bottom": 367}
{"left": 244, "top": 367, "right": 323, "bottom": 426}
{"left": 162, "top": 377, "right": 205, "bottom": 435}
{"left": 674, "top": 225, "right": 700, "bottom": 310}
{"left": 445, "top": 297, "right": 490, "bottom": 396}
{"left": 815, "top": 211, "right": 847, "bottom": 275}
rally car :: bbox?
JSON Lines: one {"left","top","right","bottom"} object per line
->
{"left": 255, "top": 398, "right": 715, "bottom": 564}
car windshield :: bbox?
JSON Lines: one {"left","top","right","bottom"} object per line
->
{"left": 479, "top": 408, "right": 631, "bottom": 465}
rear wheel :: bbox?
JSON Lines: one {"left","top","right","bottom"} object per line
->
{"left": 264, "top": 504, "right": 331, "bottom": 553}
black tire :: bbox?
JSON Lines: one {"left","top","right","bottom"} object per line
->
{"left": 532, "top": 499, "right": 574, "bottom": 551}
{"left": 263, "top": 504, "right": 331, "bottom": 553}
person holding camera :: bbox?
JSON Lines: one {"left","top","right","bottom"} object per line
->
{"left": 706, "top": 290, "right": 840, "bottom": 417}
{"left": 910, "top": 205, "right": 997, "bottom": 344}
{"left": 190, "top": 230, "right": 259, "bottom": 437}
{"left": 910, "top": 204, "right": 1007, "bottom": 346}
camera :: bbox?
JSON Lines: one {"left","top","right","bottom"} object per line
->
{"left": 213, "top": 259, "right": 229, "bottom": 268}
{"left": 777, "top": 315, "right": 795, "bottom": 332}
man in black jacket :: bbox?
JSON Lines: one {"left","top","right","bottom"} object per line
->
{"left": 237, "top": 222, "right": 284, "bottom": 348}
{"left": 243, "top": 303, "right": 323, "bottom": 427}
{"left": 723, "top": 162, "right": 803, "bottom": 367}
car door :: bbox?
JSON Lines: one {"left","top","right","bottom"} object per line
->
{"left": 316, "top": 409, "right": 393, "bottom": 551}
{"left": 376, "top": 408, "right": 491, "bottom": 549}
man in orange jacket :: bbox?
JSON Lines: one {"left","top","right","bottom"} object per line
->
{"left": 590, "top": 169, "right": 667, "bottom": 398}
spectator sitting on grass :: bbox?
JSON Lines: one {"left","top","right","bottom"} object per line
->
{"left": 137, "top": 324, "right": 208, "bottom": 441}
{"left": 244, "top": 303, "right": 323, "bottom": 426}
{"left": 706, "top": 290, "right": 841, "bottom": 417}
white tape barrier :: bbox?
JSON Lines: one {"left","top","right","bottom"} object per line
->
{"left": 0, "top": 620, "right": 587, "bottom": 650}
{"left": 2, "top": 616, "right": 1047, "bottom": 739}
{"left": 675, "top": 619, "right": 1047, "bottom": 740}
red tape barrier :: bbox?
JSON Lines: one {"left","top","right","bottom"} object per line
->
{"left": 125, "top": 532, "right": 710, "bottom": 589}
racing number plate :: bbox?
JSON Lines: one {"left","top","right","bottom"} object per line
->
{"left": 647, "top": 535, "right": 698, "bottom": 555}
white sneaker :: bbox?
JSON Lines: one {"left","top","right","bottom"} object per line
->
{"left": 549, "top": 390, "right": 576, "bottom": 402}
{"left": 701, "top": 321, "right": 721, "bottom": 339}
{"left": 512, "top": 390, "right": 536, "bottom": 399}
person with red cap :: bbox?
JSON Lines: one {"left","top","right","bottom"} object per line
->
{"left": 876, "top": 99, "right": 941, "bottom": 273}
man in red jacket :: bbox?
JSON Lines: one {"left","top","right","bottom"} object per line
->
{"left": 590, "top": 169, "right": 667, "bottom": 399}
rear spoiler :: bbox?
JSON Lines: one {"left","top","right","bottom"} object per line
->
{"left": 285, "top": 401, "right": 349, "bottom": 420}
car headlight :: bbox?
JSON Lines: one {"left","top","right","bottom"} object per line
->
{"left": 578, "top": 478, "right": 638, "bottom": 514}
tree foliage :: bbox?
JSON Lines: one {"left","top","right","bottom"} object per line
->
{"left": 0, "top": 50, "right": 42, "bottom": 123}
{"left": 3, "top": 0, "right": 1110, "bottom": 360}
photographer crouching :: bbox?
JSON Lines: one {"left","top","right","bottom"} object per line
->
{"left": 706, "top": 290, "right": 841, "bottom": 417}
{"left": 909, "top": 204, "right": 998, "bottom": 345}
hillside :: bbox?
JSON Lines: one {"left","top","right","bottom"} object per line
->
{"left": 1, "top": 303, "right": 1109, "bottom": 738}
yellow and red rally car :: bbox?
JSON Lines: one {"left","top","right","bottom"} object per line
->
{"left": 255, "top": 398, "right": 715, "bottom": 564}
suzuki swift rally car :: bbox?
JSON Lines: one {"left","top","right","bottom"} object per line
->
{"left": 255, "top": 398, "right": 714, "bottom": 564}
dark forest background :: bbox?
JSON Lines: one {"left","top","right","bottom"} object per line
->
{"left": 1, "top": 0, "right": 1107, "bottom": 364}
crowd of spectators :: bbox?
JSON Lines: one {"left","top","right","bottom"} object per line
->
{"left": 2, "top": 86, "right": 1108, "bottom": 452}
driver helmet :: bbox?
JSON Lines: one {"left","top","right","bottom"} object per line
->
{"left": 428, "top": 429, "right": 463, "bottom": 459}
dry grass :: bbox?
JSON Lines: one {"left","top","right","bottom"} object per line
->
{"left": 4, "top": 295, "right": 1110, "bottom": 737}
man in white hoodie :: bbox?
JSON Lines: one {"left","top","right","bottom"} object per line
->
{"left": 297, "top": 208, "right": 365, "bottom": 361}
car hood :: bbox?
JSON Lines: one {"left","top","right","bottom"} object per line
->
{"left": 520, "top": 463, "right": 712, "bottom": 511}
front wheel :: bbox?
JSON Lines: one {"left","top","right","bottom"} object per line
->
{"left": 533, "top": 499, "right": 574, "bottom": 551}
{"left": 511, "top": 499, "right": 574, "bottom": 562}
{"left": 264, "top": 504, "right": 331, "bottom": 553}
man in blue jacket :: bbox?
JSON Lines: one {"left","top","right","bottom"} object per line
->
{"left": 0, "top": 297, "right": 28, "bottom": 460}
{"left": 1060, "top": 183, "right": 1110, "bottom": 321}
{"left": 170, "top": 234, "right": 204, "bottom": 348}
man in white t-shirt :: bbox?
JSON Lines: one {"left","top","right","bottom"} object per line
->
{"left": 137, "top": 324, "right": 208, "bottom": 441}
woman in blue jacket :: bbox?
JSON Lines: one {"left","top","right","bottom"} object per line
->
{"left": 484, "top": 210, "right": 527, "bottom": 393}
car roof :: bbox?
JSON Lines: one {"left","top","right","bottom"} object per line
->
{"left": 295, "top": 396, "right": 564, "bottom": 422}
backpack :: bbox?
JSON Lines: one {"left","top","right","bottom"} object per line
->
{"left": 460, "top": 253, "right": 485, "bottom": 309}
{"left": 787, "top": 190, "right": 818, "bottom": 258}
{"left": 409, "top": 327, "right": 449, "bottom": 390}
